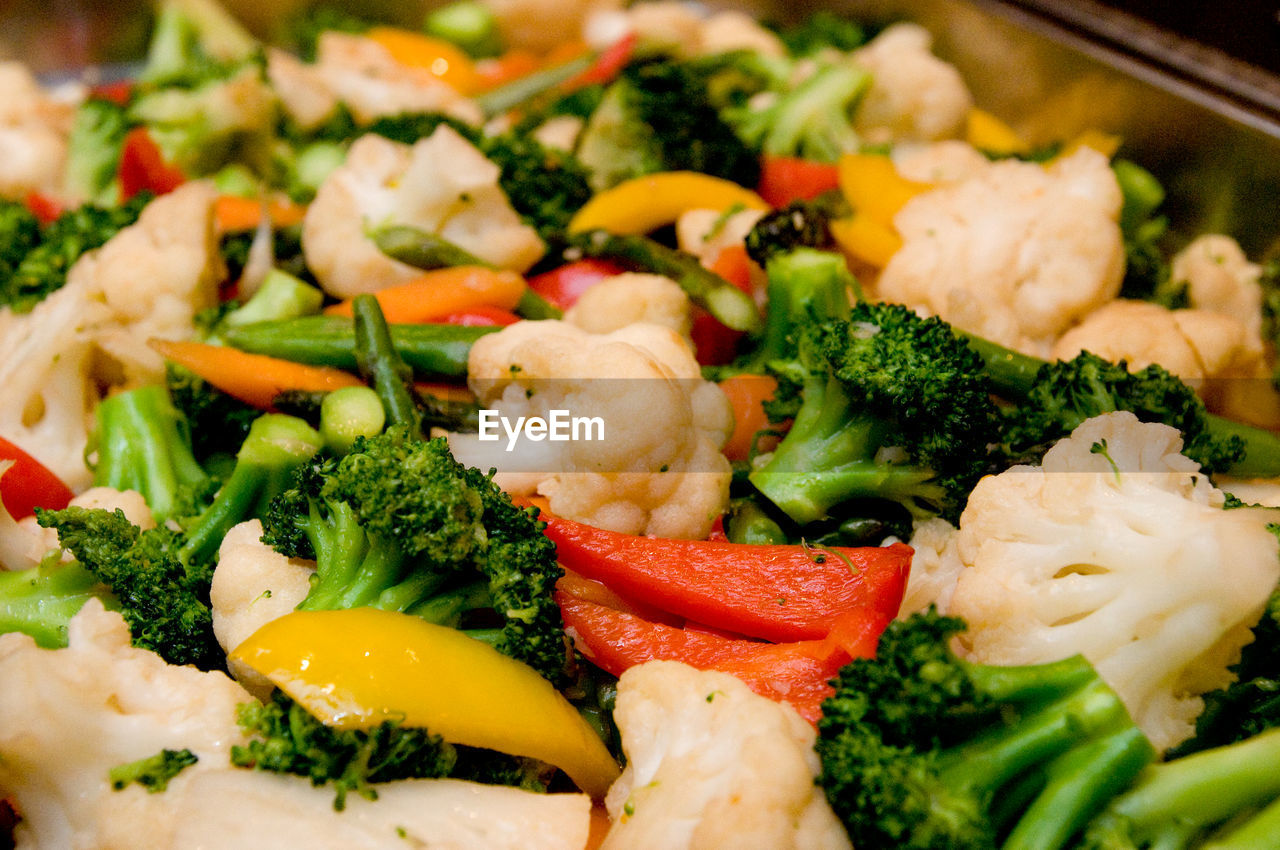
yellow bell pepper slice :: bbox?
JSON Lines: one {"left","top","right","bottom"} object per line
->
{"left": 965, "top": 108, "right": 1028, "bottom": 155}
{"left": 830, "top": 213, "right": 902, "bottom": 269}
{"left": 1056, "top": 129, "right": 1122, "bottom": 161}
{"left": 367, "top": 26, "right": 480, "bottom": 94}
{"left": 836, "top": 153, "right": 934, "bottom": 231}
{"left": 568, "top": 172, "right": 770, "bottom": 235}
{"left": 231, "top": 608, "right": 621, "bottom": 798}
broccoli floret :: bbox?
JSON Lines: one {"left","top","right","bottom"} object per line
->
{"left": 744, "top": 194, "right": 847, "bottom": 267}
{"left": 109, "top": 748, "right": 198, "bottom": 793}
{"left": 723, "top": 58, "right": 870, "bottom": 163}
{"left": 817, "top": 609, "right": 1155, "bottom": 850}
{"left": 773, "top": 11, "right": 868, "bottom": 57}
{"left": 1079, "top": 727, "right": 1280, "bottom": 849}
{"left": 140, "top": 0, "right": 258, "bottom": 88}
{"left": 283, "top": 6, "right": 372, "bottom": 62}
{"left": 0, "top": 558, "right": 111, "bottom": 649}
{"left": 0, "top": 200, "right": 41, "bottom": 292}
{"left": 261, "top": 427, "right": 569, "bottom": 683}
{"left": 231, "top": 690, "right": 456, "bottom": 810}
{"left": 166, "top": 364, "right": 259, "bottom": 465}
{"left": 91, "top": 384, "right": 216, "bottom": 525}
{"left": 63, "top": 98, "right": 131, "bottom": 205}
{"left": 749, "top": 304, "right": 999, "bottom": 525}
{"left": 34, "top": 506, "right": 222, "bottom": 669}
{"left": 1112, "top": 160, "right": 1185, "bottom": 308}
{"left": 1, "top": 194, "right": 149, "bottom": 313}
{"left": 424, "top": 0, "right": 503, "bottom": 59}
{"left": 576, "top": 59, "right": 761, "bottom": 190}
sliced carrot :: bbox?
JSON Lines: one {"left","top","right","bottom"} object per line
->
{"left": 214, "top": 195, "right": 308, "bottom": 232}
{"left": 324, "top": 266, "right": 527, "bottom": 323}
{"left": 148, "top": 338, "right": 362, "bottom": 409}
{"left": 718, "top": 374, "right": 778, "bottom": 462}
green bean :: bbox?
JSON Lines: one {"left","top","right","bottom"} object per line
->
{"left": 353, "top": 295, "right": 422, "bottom": 434}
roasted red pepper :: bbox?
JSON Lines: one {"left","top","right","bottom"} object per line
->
{"left": 526, "top": 258, "right": 626, "bottom": 309}
{"left": 0, "top": 436, "right": 74, "bottom": 520}
{"left": 23, "top": 192, "right": 63, "bottom": 225}
{"left": 542, "top": 512, "right": 911, "bottom": 643}
{"left": 557, "top": 592, "right": 888, "bottom": 723}
{"left": 118, "top": 127, "right": 186, "bottom": 200}
{"left": 757, "top": 155, "right": 841, "bottom": 208}
{"left": 563, "top": 33, "right": 636, "bottom": 91}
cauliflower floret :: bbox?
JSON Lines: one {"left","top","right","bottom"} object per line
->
{"left": 15, "top": 485, "right": 156, "bottom": 571}
{"left": 852, "top": 24, "right": 973, "bottom": 145}
{"left": 1051, "top": 300, "right": 1268, "bottom": 419}
{"left": 584, "top": 2, "right": 785, "bottom": 58}
{"left": 0, "top": 184, "right": 221, "bottom": 487}
{"left": 891, "top": 139, "right": 991, "bottom": 184}
{"left": 897, "top": 517, "right": 964, "bottom": 617}
{"left": 0, "top": 599, "right": 254, "bottom": 850}
{"left": 449, "top": 320, "right": 732, "bottom": 539}
{"left": 0, "top": 600, "right": 591, "bottom": 850}
{"left": 878, "top": 147, "right": 1124, "bottom": 357}
{"left": 947, "top": 412, "right": 1280, "bottom": 751}
{"left": 1172, "top": 234, "right": 1265, "bottom": 339}
{"left": 600, "top": 661, "right": 850, "bottom": 850}
{"left": 0, "top": 62, "right": 76, "bottom": 200}
{"left": 675, "top": 206, "right": 767, "bottom": 268}
{"left": 210, "top": 520, "right": 314, "bottom": 699}
{"left": 304, "top": 129, "right": 544, "bottom": 299}
{"left": 1217, "top": 477, "right": 1280, "bottom": 508}
{"left": 268, "top": 33, "right": 482, "bottom": 129}
{"left": 564, "top": 273, "right": 692, "bottom": 337}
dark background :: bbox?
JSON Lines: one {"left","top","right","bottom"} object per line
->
{"left": 1088, "top": 0, "right": 1280, "bottom": 74}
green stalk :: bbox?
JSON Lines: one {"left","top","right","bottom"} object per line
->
{"left": 352, "top": 295, "right": 422, "bottom": 435}
{"left": 474, "top": 53, "right": 595, "bottom": 117}
{"left": 0, "top": 561, "right": 111, "bottom": 648}
{"left": 296, "top": 502, "right": 368, "bottom": 611}
{"left": 336, "top": 533, "right": 406, "bottom": 610}
{"left": 1203, "top": 794, "right": 1280, "bottom": 848}
{"left": 398, "top": 579, "right": 489, "bottom": 624}
{"left": 372, "top": 224, "right": 491, "bottom": 270}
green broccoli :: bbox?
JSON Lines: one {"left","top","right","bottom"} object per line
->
{"left": 63, "top": 98, "right": 131, "bottom": 205}
{"left": 139, "top": 0, "right": 258, "bottom": 88}
{"left": 817, "top": 609, "right": 1154, "bottom": 850}
{"left": 773, "top": 11, "right": 868, "bottom": 57}
{"left": 749, "top": 304, "right": 999, "bottom": 525}
{"left": 722, "top": 57, "right": 870, "bottom": 163}
{"left": 110, "top": 749, "right": 199, "bottom": 793}
{"left": 743, "top": 194, "right": 847, "bottom": 267}
{"left": 1079, "top": 727, "right": 1280, "bottom": 849}
{"left": 260, "top": 426, "right": 568, "bottom": 683}
{"left": 0, "top": 200, "right": 41, "bottom": 294}
{"left": 283, "top": 6, "right": 372, "bottom": 62}
{"left": 91, "top": 384, "right": 215, "bottom": 525}
{"left": 424, "top": 0, "right": 503, "bottom": 59}
{"left": 576, "top": 59, "right": 762, "bottom": 190}
{"left": 0, "top": 559, "right": 109, "bottom": 649}
{"left": 1112, "top": 160, "right": 1185, "bottom": 308}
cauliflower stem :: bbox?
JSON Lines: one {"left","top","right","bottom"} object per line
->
{"left": 816, "top": 609, "right": 1154, "bottom": 850}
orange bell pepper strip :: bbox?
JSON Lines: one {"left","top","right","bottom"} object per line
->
{"left": 757, "top": 155, "right": 841, "bottom": 208}
{"left": 324, "top": 266, "right": 527, "bottom": 324}
{"left": 557, "top": 592, "right": 890, "bottom": 723}
{"left": 213, "top": 195, "right": 309, "bottom": 232}
{"left": 717, "top": 373, "right": 778, "bottom": 462}
{"left": 366, "top": 26, "right": 480, "bottom": 94}
{"left": 540, "top": 512, "right": 912, "bottom": 643}
{"left": 148, "top": 338, "right": 362, "bottom": 409}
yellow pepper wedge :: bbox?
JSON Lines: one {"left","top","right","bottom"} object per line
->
{"left": 829, "top": 213, "right": 903, "bottom": 269}
{"left": 836, "top": 153, "right": 934, "bottom": 231}
{"left": 568, "top": 172, "right": 770, "bottom": 235}
{"left": 964, "top": 107, "right": 1028, "bottom": 155}
{"left": 367, "top": 26, "right": 480, "bottom": 94}
{"left": 231, "top": 608, "right": 621, "bottom": 799}
{"left": 1056, "top": 129, "right": 1122, "bottom": 161}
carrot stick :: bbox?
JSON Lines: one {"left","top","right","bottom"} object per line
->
{"left": 148, "top": 338, "right": 362, "bottom": 409}
{"left": 214, "top": 195, "right": 308, "bottom": 232}
{"left": 324, "top": 267, "right": 527, "bottom": 323}
{"left": 718, "top": 374, "right": 778, "bottom": 461}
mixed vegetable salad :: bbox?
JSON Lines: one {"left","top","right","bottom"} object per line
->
{"left": 2, "top": 0, "right": 1280, "bottom": 847}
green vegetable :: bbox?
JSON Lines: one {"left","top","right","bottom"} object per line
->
{"left": 140, "top": 0, "right": 258, "bottom": 87}
{"left": 223, "top": 317, "right": 497, "bottom": 378}
{"left": 1113, "top": 160, "right": 1184, "bottom": 307}
{"left": 576, "top": 59, "right": 761, "bottom": 190}
{"left": 260, "top": 426, "right": 568, "bottom": 683}
{"left": 0, "top": 559, "right": 109, "bottom": 649}
{"left": 284, "top": 6, "right": 371, "bottom": 62}
{"left": 373, "top": 224, "right": 490, "bottom": 270}
{"left": 352, "top": 295, "right": 423, "bottom": 434}
{"left": 475, "top": 54, "right": 596, "bottom": 118}
{"left": 570, "top": 230, "right": 762, "bottom": 334}
{"left": 320, "top": 386, "right": 386, "bottom": 455}
{"left": 750, "top": 304, "right": 998, "bottom": 525}
{"left": 0, "top": 200, "right": 41, "bottom": 295}
{"left": 773, "top": 11, "right": 868, "bottom": 56}
{"left": 424, "top": 0, "right": 503, "bottom": 58}
{"left": 817, "top": 609, "right": 1154, "bottom": 850}
{"left": 743, "top": 194, "right": 846, "bottom": 266}
{"left": 110, "top": 749, "right": 198, "bottom": 793}
{"left": 63, "top": 98, "right": 130, "bottom": 204}
{"left": 165, "top": 363, "right": 260, "bottom": 464}
{"left": 220, "top": 269, "right": 324, "bottom": 330}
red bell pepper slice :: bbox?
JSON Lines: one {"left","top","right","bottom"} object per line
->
{"left": 757, "top": 155, "right": 841, "bottom": 208}
{"left": 691, "top": 245, "right": 755, "bottom": 365}
{"left": 558, "top": 592, "right": 888, "bottom": 723}
{"left": 526, "top": 259, "right": 626, "bottom": 310}
{"left": 563, "top": 33, "right": 636, "bottom": 92}
{"left": 542, "top": 512, "right": 911, "bottom": 643}
{"left": 119, "top": 127, "right": 186, "bottom": 200}
{"left": 0, "top": 436, "right": 74, "bottom": 520}
{"left": 90, "top": 81, "right": 134, "bottom": 107}
{"left": 23, "top": 192, "right": 63, "bottom": 225}
{"left": 430, "top": 306, "right": 522, "bottom": 327}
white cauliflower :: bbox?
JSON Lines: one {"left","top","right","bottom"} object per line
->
{"left": 14, "top": 484, "right": 156, "bottom": 571}
{"left": 897, "top": 517, "right": 964, "bottom": 617}
{"left": 0, "top": 62, "right": 76, "bottom": 200}
{"left": 675, "top": 206, "right": 767, "bottom": 268}
{"left": 1172, "top": 234, "right": 1265, "bottom": 339}
{"left": 891, "top": 139, "right": 990, "bottom": 184}
{"left": 0, "top": 599, "right": 254, "bottom": 850}
{"left": 1051, "top": 300, "right": 1266, "bottom": 388}
{"left": 1218, "top": 477, "right": 1280, "bottom": 508}
{"left": 267, "top": 33, "right": 482, "bottom": 129}
{"left": 600, "top": 661, "right": 850, "bottom": 850}
{"left": 0, "top": 601, "right": 592, "bottom": 850}
{"left": 448, "top": 320, "right": 733, "bottom": 539}
{"left": 210, "top": 520, "right": 314, "bottom": 699}
{"left": 564, "top": 273, "right": 692, "bottom": 336}
{"left": 878, "top": 147, "right": 1125, "bottom": 357}
{"left": 584, "top": 2, "right": 786, "bottom": 59}
{"left": 852, "top": 23, "right": 973, "bottom": 145}
{"left": 0, "top": 183, "right": 222, "bottom": 488}
{"left": 947, "top": 412, "right": 1280, "bottom": 751}
{"left": 303, "top": 128, "right": 544, "bottom": 299}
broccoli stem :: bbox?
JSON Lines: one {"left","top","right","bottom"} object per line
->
{"left": 474, "top": 53, "right": 596, "bottom": 118}
{"left": 960, "top": 330, "right": 1280, "bottom": 477}
{"left": 92, "top": 385, "right": 210, "bottom": 524}
{"left": 761, "top": 62, "right": 869, "bottom": 160}
{"left": 353, "top": 294, "right": 423, "bottom": 435}
{"left": 0, "top": 560, "right": 111, "bottom": 648}
{"left": 405, "top": 580, "right": 491, "bottom": 626}
{"left": 319, "top": 386, "right": 385, "bottom": 455}
{"left": 179, "top": 414, "right": 323, "bottom": 565}
{"left": 1204, "top": 793, "right": 1280, "bottom": 848}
